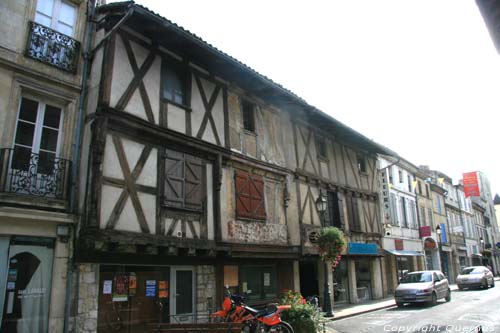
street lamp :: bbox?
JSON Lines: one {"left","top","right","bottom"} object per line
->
{"left": 436, "top": 225, "right": 444, "bottom": 273}
{"left": 315, "top": 191, "right": 334, "bottom": 318}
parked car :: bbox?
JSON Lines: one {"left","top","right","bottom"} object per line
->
{"left": 394, "top": 271, "right": 451, "bottom": 307}
{"left": 456, "top": 266, "right": 495, "bottom": 290}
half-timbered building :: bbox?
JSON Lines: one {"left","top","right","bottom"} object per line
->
{"left": 74, "top": 2, "right": 396, "bottom": 332}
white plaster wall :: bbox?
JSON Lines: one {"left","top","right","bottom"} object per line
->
{"left": 167, "top": 104, "right": 186, "bottom": 134}
{"left": 127, "top": 88, "right": 148, "bottom": 121}
{"left": 136, "top": 147, "right": 157, "bottom": 187}
{"left": 99, "top": 185, "right": 123, "bottom": 229}
{"left": 115, "top": 197, "right": 142, "bottom": 233}
{"left": 110, "top": 35, "right": 134, "bottom": 108}
{"left": 143, "top": 56, "right": 161, "bottom": 124}
{"left": 138, "top": 192, "right": 156, "bottom": 233}
{"left": 102, "top": 135, "right": 123, "bottom": 179}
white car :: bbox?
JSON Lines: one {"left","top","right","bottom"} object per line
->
{"left": 456, "top": 266, "right": 495, "bottom": 290}
{"left": 394, "top": 271, "right": 451, "bottom": 307}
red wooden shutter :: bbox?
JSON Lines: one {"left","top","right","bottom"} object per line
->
{"left": 235, "top": 170, "right": 266, "bottom": 220}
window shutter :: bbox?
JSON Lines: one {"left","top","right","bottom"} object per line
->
{"left": 235, "top": 170, "right": 266, "bottom": 220}
{"left": 185, "top": 155, "right": 203, "bottom": 210}
{"left": 250, "top": 175, "right": 266, "bottom": 220}
{"left": 165, "top": 149, "right": 185, "bottom": 208}
{"left": 352, "top": 196, "right": 361, "bottom": 231}
{"left": 337, "top": 194, "right": 345, "bottom": 229}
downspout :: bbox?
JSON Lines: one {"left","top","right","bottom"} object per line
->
{"left": 65, "top": 1, "right": 97, "bottom": 332}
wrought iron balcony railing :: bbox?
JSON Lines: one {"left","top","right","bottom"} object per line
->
{"left": 0, "top": 148, "right": 71, "bottom": 200}
{"left": 25, "top": 21, "right": 80, "bottom": 73}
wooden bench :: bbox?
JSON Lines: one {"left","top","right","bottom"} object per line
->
{"left": 150, "top": 322, "right": 243, "bottom": 333}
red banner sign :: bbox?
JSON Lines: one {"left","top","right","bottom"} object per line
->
{"left": 395, "top": 239, "right": 404, "bottom": 251}
{"left": 463, "top": 172, "right": 480, "bottom": 198}
{"left": 419, "top": 226, "right": 431, "bottom": 238}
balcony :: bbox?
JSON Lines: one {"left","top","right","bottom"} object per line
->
{"left": 25, "top": 21, "right": 80, "bottom": 73}
{"left": 0, "top": 148, "right": 71, "bottom": 200}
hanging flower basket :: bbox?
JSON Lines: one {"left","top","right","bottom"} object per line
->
{"left": 317, "top": 227, "right": 346, "bottom": 269}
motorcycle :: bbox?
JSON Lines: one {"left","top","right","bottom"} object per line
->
{"left": 210, "top": 287, "right": 294, "bottom": 333}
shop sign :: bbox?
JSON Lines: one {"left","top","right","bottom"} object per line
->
{"left": 419, "top": 226, "right": 431, "bottom": 238}
{"left": 463, "top": 171, "right": 480, "bottom": 197}
{"left": 348, "top": 242, "right": 378, "bottom": 255}
{"left": 395, "top": 239, "right": 404, "bottom": 251}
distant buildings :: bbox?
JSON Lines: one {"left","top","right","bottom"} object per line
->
{"left": 0, "top": 1, "right": 498, "bottom": 332}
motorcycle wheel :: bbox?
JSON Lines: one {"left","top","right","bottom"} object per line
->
{"left": 269, "top": 321, "right": 294, "bottom": 333}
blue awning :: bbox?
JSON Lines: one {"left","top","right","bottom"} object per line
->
{"left": 385, "top": 249, "right": 424, "bottom": 257}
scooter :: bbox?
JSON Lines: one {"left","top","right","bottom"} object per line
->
{"left": 210, "top": 287, "right": 294, "bottom": 333}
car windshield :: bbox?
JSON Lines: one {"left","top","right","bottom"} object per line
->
{"left": 461, "top": 268, "right": 484, "bottom": 275}
{"left": 400, "top": 272, "right": 433, "bottom": 283}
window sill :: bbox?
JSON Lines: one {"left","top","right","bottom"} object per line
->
{"left": 317, "top": 156, "right": 329, "bottom": 162}
{"left": 236, "top": 217, "right": 267, "bottom": 223}
{"left": 242, "top": 129, "right": 257, "bottom": 137}
{"left": 162, "top": 98, "right": 192, "bottom": 112}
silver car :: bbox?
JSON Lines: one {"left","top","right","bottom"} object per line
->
{"left": 456, "top": 266, "right": 495, "bottom": 290}
{"left": 394, "top": 271, "right": 451, "bottom": 307}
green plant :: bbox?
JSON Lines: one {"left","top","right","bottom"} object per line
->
{"left": 281, "top": 290, "right": 327, "bottom": 333}
{"left": 317, "top": 227, "right": 346, "bottom": 268}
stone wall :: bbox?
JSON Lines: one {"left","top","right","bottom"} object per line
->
{"left": 227, "top": 220, "right": 288, "bottom": 245}
{"left": 196, "top": 265, "right": 216, "bottom": 321}
{"left": 76, "top": 263, "right": 99, "bottom": 333}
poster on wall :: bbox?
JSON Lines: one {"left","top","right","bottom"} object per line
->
{"left": 146, "top": 280, "right": 156, "bottom": 297}
{"left": 113, "top": 274, "right": 129, "bottom": 302}
{"left": 463, "top": 172, "right": 480, "bottom": 198}
{"left": 103, "top": 280, "right": 112, "bottom": 295}
{"left": 159, "top": 281, "right": 168, "bottom": 298}
{"left": 1, "top": 239, "right": 54, "bottom": 333}
{"left": 129, "top": 273, "right": 137, "bottom": 296}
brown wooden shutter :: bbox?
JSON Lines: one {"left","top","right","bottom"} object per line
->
{"left": 164, "top": 149, "right": 203, "bottom": 211}
{"left": 235, "top": 170, "right": 266, "bottom": 220}
{"left": 165, "top": 149, "right": 185, "bottom": 208}
{"left": 352, "top": 196, "right": 361, "bottom": 231}
{"left": 185, "top": 154, "right": 203, "bottom": 211}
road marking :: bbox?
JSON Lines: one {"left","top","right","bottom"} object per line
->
{"left": 458, "top": 313, "right": 495, "bottom": 325}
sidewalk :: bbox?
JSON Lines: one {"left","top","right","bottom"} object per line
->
{"left": 322, "top": 277, "right": 500, "bottom": 333}
{"left": 325, "top": 277, "right": 500, "bottom": 323}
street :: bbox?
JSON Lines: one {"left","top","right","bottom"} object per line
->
{"left": 328, "top": 286, "right": 500, "bottom": 333}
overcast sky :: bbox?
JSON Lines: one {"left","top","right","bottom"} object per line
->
{"left": 109, "top": 0, "right": 500, "bottom": 196}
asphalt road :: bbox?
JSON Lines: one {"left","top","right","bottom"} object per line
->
{"left": 328, "top": 285, "right": 500, "bottom": 333}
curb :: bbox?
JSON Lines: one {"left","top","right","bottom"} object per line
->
{"left": 329, "top": 302, "right": 396, "bottom": 321}
{"left": 329, "top": 287, "right": 460, "bottom": 321}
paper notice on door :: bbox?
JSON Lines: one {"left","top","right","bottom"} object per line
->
{"left": 264, "top": 273, "right": 271, "bottom": 287}
{"left": 242, "top": 282, "right": 248, "bottom": 292}
{"left": 146, "top": 280, "right": 156, "bottom": 297}
{"left": 103, "top": 280, "right": 112, "bottom": 294}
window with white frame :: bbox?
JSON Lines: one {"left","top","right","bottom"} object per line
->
{"left": 12, "top": 97, "right": 63, "bottom": 174}
{"left": 35, "top": 0, "right": 77, "bottom": 37}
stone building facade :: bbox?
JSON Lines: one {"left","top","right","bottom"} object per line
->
{"left": 0, "top": 0, "right": 89, "bottom": 331}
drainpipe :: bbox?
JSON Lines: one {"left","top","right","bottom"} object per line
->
{"left": 65, "top": 1, "right": 97, "bottom": 332}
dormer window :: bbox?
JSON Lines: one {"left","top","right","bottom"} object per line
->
{"left": 357, "top": 155, "right": 366, "bottom": 173}
{"left": 241, "top": 99, "right": 255, "bottom": 132}
{"left": 316, "top": 136, "right": 327, "bottom": 159}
